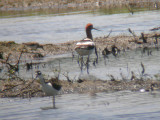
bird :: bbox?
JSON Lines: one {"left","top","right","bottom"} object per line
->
{"left": 75, "top": 23, "right": 99, "bottom": 56}
{"left": 75, "top": 23, "right": 99, "bottom": 73}
{"left": 35, "top": 71, "right": 61, "bottom": 109}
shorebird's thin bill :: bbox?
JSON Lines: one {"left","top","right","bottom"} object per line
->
{"left": 93, "top": 28, "right": 101, "bottom": 31}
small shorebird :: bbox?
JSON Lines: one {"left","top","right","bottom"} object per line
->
{"left": 35, "top": 71, "right": 61, "bottom": 109}
{"left": 75, "top": 23, "right": 98, "bottom": 56}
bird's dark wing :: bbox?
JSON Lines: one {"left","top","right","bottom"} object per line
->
{"left": 49, "top": 78, "right": 62, "bottom": 91}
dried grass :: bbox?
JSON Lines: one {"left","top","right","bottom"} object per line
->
{"left": 0, "top": 0, "right": 160, "bottom": 10}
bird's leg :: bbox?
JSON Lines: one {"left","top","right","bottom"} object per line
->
{"left": 95, "top": 46, "right": 98, "bottom": 64}
{"left": 77, "top": 55, "right": 80, "bottom": 65}
{"left": 86, "top": 55, "right": 90, "bottom": 74}
{"left": 52, "top": 96, "right": 56, "bottom": 109}
{"left": 80, "top": 56, "right": 83, "bottom": 74}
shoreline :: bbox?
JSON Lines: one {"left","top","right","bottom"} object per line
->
{"left": 0, "top": 32, "right": 160, "bottom": 61}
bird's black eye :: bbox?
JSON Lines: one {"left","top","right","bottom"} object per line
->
{"left": 36, "top": 71, "right": 41, "bottom": 75}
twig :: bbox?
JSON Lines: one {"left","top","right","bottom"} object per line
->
{"left": 20, "top": 79, "right": 35, "bottom": 91}
{"left": 63, "top": 72, "right": 72, "bottom": 83}
{"left": 141, "top": 33, "right": 147, "bottom": 43}
{"left": 104, "top": 29, "right": 112, "bottom": 39}
{"left": 125, "top": 4, "right": 134, "bottom": 15}
{"left": 128, "top": 28, "right": 136, "bottom": 40}
{"left": 131, "top": 71, "right": 136, "bottom": 81}
{"left": 141, "top": 62, "right": 145, "bottom": 75}
{"left": 108, "top": 75, "right": 116, "bottom": 81}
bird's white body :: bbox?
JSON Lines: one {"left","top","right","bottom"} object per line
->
{"left": 36, "top": 71, "right": 61, "bottom": 108}
{"left": 38, "top": 75, "right": 58, "bottom": 96}
{"left": 41, "top": 82, "right": 58, "bottom": 96}
{"left": 75, "top": 38, "right": 95, "bottom": 56}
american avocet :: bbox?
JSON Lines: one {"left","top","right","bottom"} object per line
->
{"left": 75, "top": 23, "right": 99, "bottom": 73}
{"left": 75, "top": 23, "right": 98, "bottom": 56}
{"left": 35, "top": 71, "right": 61, "bottom": 109}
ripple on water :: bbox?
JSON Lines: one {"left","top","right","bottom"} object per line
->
{"left": 0, "top": 91, "right": 160, "bottom": 120}
{"left": 0, "top": 10, "right": 160, "bottom": 44}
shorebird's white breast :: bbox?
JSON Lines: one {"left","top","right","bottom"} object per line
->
{"left": 75, "top": 38, "right": 95, "bottom": 56}
{"left": 42, "top": 83, "right": 58, "bottom": 96}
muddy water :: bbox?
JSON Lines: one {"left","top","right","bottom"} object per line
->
{"left": 0, "top": 9, "right": 160, "bottom": 44}
{"left": 0, "top": 91, "right": 160, "bottom": 120}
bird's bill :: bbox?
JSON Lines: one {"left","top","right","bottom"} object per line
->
{"left": 35, "top": 71, "right": 39, "bottom": 78}
{"left": 93, "top": 28, "right": 100, "bottom": 31}
{"left": 35, "top": 73, "right": 38, "bottom": 78}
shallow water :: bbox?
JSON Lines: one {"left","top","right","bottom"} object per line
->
{"left": 0, "top": 9, "right": 160, "bottom": 44}
{"left": 20, "top": 48, "right": 160, "bottom": 80}
{"left": 0, "top": 91, "right": 160, "bottom": 120}
{"left": 1, "top": 47, "right": 159, "bottom": 81}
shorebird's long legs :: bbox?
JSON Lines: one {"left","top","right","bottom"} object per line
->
{"left": 95, "top": 46, "right": 98, "bottom": 64}
{"left": 53, "top": 96, "right": 56, "bottom": 109}
{"left": 77, "top": 55, "right": 80, "bottom": 65}
{"left": 86, "top": 55, "right": 90, "bottom": 74}
{"left": 80, "top": 56, "right": 84, "bottom": 73}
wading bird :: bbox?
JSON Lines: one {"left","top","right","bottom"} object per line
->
{"left": 35, "top": 71, "right": 61, "bottom": 109}
{"left": 75, "top": 23, "right": 98, "bottom": 56}
{"left": 75, "top": 23, "right": 99, "bottom": 73}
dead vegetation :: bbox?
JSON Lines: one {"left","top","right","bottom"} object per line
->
{"left": 0, "top": 0, "right": 160, "bottom": 11}
{"left": 1, "top": 72, "right": 160, "bottom": 98}
{"left": 100, "top": 31, "right": 160, "bottom": 57}
{"left": 0, "top": 58, "right": 160, "bottom": 98}
{"left": 0, "top": 31, "right": 160, "bottom": 60}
